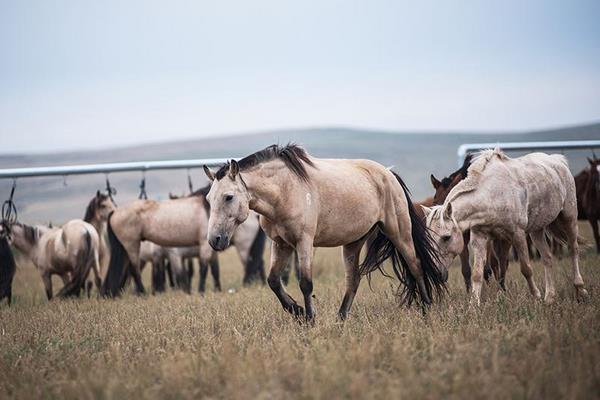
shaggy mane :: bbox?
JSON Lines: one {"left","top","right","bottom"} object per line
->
{"left": 443, "top": 148, "right": 508, "bottom": 207}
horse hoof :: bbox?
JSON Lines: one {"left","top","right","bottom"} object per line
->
{"left": 576, "top": 288, "right": 589, "bottom": 303}
{"left": 289, "top": 303, "right": 305, "bottom": 317}
{"left": 544, "top": 294, "right": 556, "bottom": 305}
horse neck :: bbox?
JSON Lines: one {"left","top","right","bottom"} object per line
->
{"left": 242, "top": 163, "right": 292, "bottom": 221}
{"left": 11, "top": 227, "right": 39, "bottom": 259}
{"left": 89, "top": 217, "right": 106, "bottom": 235}
{"left": 445, "top": 193, "right": 479, "bottom": 231}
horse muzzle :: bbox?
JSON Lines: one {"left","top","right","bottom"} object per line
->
{"left": 209, "top": 233, "right": 230, "bottom": 251}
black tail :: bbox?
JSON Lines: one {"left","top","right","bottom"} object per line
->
{"left": 101, "top": 214, "right": 130, "bottom": 297}
{"left": 58, "top": 230, "right": 93, "bottom": 298}
{"left": 0, "top": 236, "right": 16, "bottom": 305}
{"left": 359, "top": 172, "right": 447, "bottom": 306}
{"left": 243, "top": 226, "right": 267, "bottom": 285}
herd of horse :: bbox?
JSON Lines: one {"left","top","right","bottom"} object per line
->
{"left": 0, "top": 144, "right": 598, "bottom": 321}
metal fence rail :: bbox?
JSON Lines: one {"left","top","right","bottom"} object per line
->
{"left": 457, "top": 140, "right": 600, "bottom": 166}
{"left": 0, "top": 158, "right": 233, "bottom": 179}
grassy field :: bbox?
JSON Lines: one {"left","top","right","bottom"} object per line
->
{"left": 1, "top": 226, "right": 599, "bottom": 399}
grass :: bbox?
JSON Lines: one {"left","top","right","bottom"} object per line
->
{"left": 1, "top": 226, "right": 599, "bottom": 399}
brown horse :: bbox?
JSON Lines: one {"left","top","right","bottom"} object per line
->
{"left": 575, "top": 157, "right": 600, "bottom": 253}
{"left": 204, "top": 144, "right": 446, "bottom": 321}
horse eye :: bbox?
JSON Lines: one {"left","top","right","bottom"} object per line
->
{"left": 225, "top": 194, "right": 234, "bottom": 202}
{"left": 441, "top": 235, "right": 451, "bottom": 242}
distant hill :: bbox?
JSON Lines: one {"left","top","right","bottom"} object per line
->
{"left": 1, "top": 122, "right": 599, "bottom": 223}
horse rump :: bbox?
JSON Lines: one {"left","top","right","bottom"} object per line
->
{"left": 57, "top": 230, "right": 94, "bottom": 298}
{"left": 359, "top": 172, "right": 447, "bottom": 306}
{"left": 101, "top": 214, "right": 130, "bottom": 297}
{"left": 0, "top": 236, "right": 16, "bottom": 305}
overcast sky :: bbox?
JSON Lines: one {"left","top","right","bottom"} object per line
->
{"left": 1, "top": 0, "right": 599, "bottom": 153}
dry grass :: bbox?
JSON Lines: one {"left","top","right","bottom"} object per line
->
{"left": 1, "top": 226, "right": 600, "bottom": 399}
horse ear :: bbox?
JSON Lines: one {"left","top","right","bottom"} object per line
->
{"left": 421, "top": 205, "right": 432, "bottom": 218}
{"left": 430, "top": 174, "right": 441, "bottom": 189}
{"left": 229, "top": 160, "right": 239, "bottom": 179}
{"left": 444, "top": 203, "right": 453, "bottom": 219}
{"left": 203, "top": 165, "right": 215, "bottom": 182}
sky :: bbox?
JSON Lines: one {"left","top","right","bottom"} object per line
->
{"left": 1, "top": 0, "right": 599, "bottom": 153}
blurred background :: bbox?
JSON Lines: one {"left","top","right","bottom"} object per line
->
{"left": 1, "top": 0, "right": 599, "bottom": 223}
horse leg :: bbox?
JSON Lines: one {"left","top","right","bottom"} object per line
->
{"left": 468, "top": 230, "right": 488, "bottom": 305}
{"left": 267, "top": 240, "right": 304, "bottom": 317}
{"left": 512, "top": 230, "right": 541, "bottom": 299}
{"left": 296, "top": 238, "right": 316, "bottom": 322}
{"left": 484, "top": 240, "right": 496, "bottom": 283}
{"left": 557, "top": 213, "right": 588, "bottom": 301}
{"left": 460, "top": 232, "right": 471, "bottom": 293}
{"left": 169, "top": 253, "right": 190, "bottom": 293}
{"left": 209, "top": 253, "right": 221, "bottom": 292}
{"left": 198, "top": 259, "right": 208, "bottom": 293}
{"left": 126, "top": 250, "right": 145, "bottom": 295}
{"left": 530, "top": 229, "right": 556, "bottom": 304}
{"left": 42, "top": 272, "right": 53, "bottom": 300}
{"left": 494, "top": 238, "right": 511, "bottom": 291}
{"left": 91, "top": 250, "right": 102, "bottom": 294}
{"left": 590, "top": 218, "right": 600, "bottom": 254}
{"left": 338, "top": 239, "right": 364, "bottom": 320}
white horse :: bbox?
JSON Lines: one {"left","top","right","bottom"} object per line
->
{"left": 424, "top": 149, "right": 588, "bottom": 305}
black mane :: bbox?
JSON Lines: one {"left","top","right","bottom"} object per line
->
{"left": 215, "top": 144, "right": 315, "bottom": 182}
{"left": 442, "top": 154, "right": 473, "bottom": 187}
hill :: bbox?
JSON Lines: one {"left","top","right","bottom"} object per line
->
{"left": 1, "top": 122, "right": 599, "bottom": 223}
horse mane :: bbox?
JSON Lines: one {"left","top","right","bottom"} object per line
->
{"left": 83, "top": 197, "right": 97, "bottom": 222}
{"left": 190, "top": 184, "right": 211, "bottom": 198}
{"left": 443, "top": 148, "right": 508, "bottom": 208}
{"left": 15, "top": 223, "right": 39, "bottom": 245}
{"left": 215, "top": 143, "right": 315, "bottom": 182}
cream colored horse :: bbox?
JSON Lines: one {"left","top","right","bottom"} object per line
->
{"left": 10, "top": 220, "right": 101, "bottom": 299}
{"left": 101, "top": 186, "right": 266, "bottom": 296}
{"left": 83, "top": 191, "right": 117, "bottom": 282}
{"left": 203, "top": 144, "right": 446, "bottom": 321}
{"left": 425, "top": 149, "right": 588, "bottom": 305}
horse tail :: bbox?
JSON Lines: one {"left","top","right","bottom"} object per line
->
{"left": 244, "top": 226, "right": 267, "bottom": 285}
{"left": 0, "top": 236, "right": 17, "bottom": 305}
{"left": 101, "top": 214, "right": 129, "bottom": 297}
{"left": 58, "top": 229, "right": 94, "bottom": 298}
{"left": 359, "top": 172, "right": 447, "bottom": 306}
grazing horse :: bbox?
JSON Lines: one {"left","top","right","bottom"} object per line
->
{"left": 425, "top": 149, "right": 588, "bottom": 305}
{"left": 9, "top": 220, "right": 101, "bottom": 299}
{"left": 101, "top": 186, "right": 267, "bottom": 297}
{"left": 0, "top": 225, "right": 16, "bottom": 305}
{"left": 203, "top": 144, "right": 446, "bottom": 321}
{"left": 575, "top": 157, "right": 600, "bottom": 253}
{"left": 430, "top": 155, "right": 475, "bottom": 291}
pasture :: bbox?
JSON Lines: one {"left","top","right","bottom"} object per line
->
{"left": 1, "top": 224, "right": 599, "bottom": 399}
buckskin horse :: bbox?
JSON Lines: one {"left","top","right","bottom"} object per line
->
{"left": 203, "top": 144, "right": 446, "bottom": 322}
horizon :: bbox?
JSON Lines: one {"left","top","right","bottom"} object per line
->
{"left": 2, "top": 119, "right": 599, "bottom": 157}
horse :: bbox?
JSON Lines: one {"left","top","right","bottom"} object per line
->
{"left": 83, "top": 191, "right": 117, "bottom": 283}
{"left": 101, "top": 185, "right": 267, "bottom": 297}
{"left": 9, "top": 220, "right": 102, "bottom": 299}
{"left": 0, "top": 224, "right": 17, "bottom": 305}
{"left": 430, "top": 155, "right": 476, "bottom": 291}
{"left": 575, "top": 157, "right": 600, "bottom": 253}
{"left": 424, "top": 149, "right": 588, "bottom": 305}
{"left": 203, "top": 143, "right": 446, "bottom": 321}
